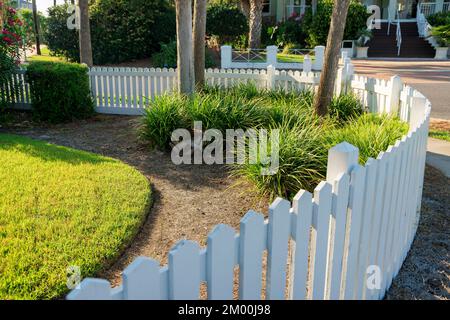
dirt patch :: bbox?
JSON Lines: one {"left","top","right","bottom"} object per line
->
{"left": 1, "top": 112, "right": 448, "bottom": 300}
{"left": 386, "top": 165, "right": 450, "bottom": 300}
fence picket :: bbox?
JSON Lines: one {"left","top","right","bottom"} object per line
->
{"left": 168, "top": 240, "right": 201, "bottom": 300}
{"left": 289, "top": 190, "right": 313, "bottom": 300}
{"left": 375, "top": 148, "right": 395, "bottom": 299}
{"left": 355, "top": 158, "right": 378, "bottom": 299}
{"left": 327, "top": 173, "right": 350, "bottom": 300}
{"left": 206, "top": 224, "right": 236, "bottom": 300}
{"left": 266, "top": 198, "right": 291, "bottom": 300}
{"left": 342, "top": 165, "right": 366, "bottom": 300}
{"left": 122, "top": 257, "right": 161, "bottom": 299}
{"left": 311, "top": 182, "right": 333, "bottom": 300}
{"left": 239, "top": 211, "right": 266, "bottom": 300}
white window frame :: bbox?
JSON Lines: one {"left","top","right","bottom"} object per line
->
{"left": 262, "top": 0, "right": 272, "bottom": 16}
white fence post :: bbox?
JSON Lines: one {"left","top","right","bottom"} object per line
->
{"left": 266, "top": 46, "right": 278, "bottom": 66}
{"left": 387, "top": 75, "right": 403, "bottom": 115}
{"left": 410, "top": 96, "right": 427, "bottom": 129}
{"left": 303, "top": 55, "right": 312, "bottom": 73}
{"left": 326, "top": 142, "right": 359, "bottom": 182}
{"left": 335, "top": 67, "right": 345, "bottom": 96}
{"left": 267, "top": 65, "right": 276, "bottom": 90}
{"left": 314, "top": 46, "right": 325, "bottom": 71}
{"left": 221, "top": 45, "right": 232, "bottom": 69}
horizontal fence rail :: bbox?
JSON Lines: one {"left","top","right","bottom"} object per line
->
{"left": 221, "top": 45, "right": 325, "bottom": 71}
{"left": 57, "top": 68, "right": 430, "bottom": 300}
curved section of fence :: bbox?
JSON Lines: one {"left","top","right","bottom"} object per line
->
{"left": 66, "top": 72, "right": 430, "bottom": 300}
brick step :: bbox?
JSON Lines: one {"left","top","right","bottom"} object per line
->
{"left": 366, "top": 22, "right": 435, "bottom": 58}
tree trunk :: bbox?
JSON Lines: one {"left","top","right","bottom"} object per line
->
{"left": 78, "top": 0, "right": 93, "bottom": 67}
{"left": 248, "top": 0, "right": 263, "bottom": 49}
{"left": 193, "top": 0, "right": 207, "bottom": 88}
{"left": 313, "top": 0, "right": 351, "bottom": 116}
{"left": 176, "top": 0, "right": 195, "bottom": 94}
{"left": 239, "top": 0, "right": 250, "bottom": 18}
{"left": 32, "top": 0, "right": 41, "bottom": 55}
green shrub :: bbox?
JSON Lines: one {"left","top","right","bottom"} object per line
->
{"left": 267, "top": 17, "right": 308, "bottom": 48}
{"left": 26, "top": 61, "right": 94, "bottom": 123}
{"left": 140, "top": 94, "right": 187, "bottom": 150}
{"left": 427, "top": 11, "right": 450, "bottom": 27}
{"left": 324, "top": 113, "right": 409, "bottom": 164}
{"left": 430, "top": 24, "right": 450, "bottom": 47}
{"left": 152, "top": 41, "right": 216, "bottom": 69}
{"left": 46, "top": 1, "right": 176, "bottom": 65}
{"left": 45, "top": 4, "right": 79, "bottom": 62}
{"left": 234, "top": 116, "right": 331, "bottom": 199}
{"left": 206, "top": 3, "right": 248, "bottom": 45}
{"left": 329, "top": 94, "right": 364, "bottom": 122}
{"left": 303, "top": 0, "right": 369, "bottom": 47}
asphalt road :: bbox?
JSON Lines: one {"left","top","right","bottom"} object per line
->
{"left": 352, "top": 59, "right": 450, "bottom": 120}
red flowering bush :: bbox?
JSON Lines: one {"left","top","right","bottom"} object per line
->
{"left": 1, "top": 1, "right": 26, "bottom": 109}
{"left": 1, "top": 1, "right": 25, "bottom": 64}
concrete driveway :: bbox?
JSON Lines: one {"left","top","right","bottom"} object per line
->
{"left": 352, "top": 59, "right": 450, "bottom": 120}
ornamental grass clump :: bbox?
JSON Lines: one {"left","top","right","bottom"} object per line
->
{"left": 140, "top": 83, "right": 408, "bottom": 199}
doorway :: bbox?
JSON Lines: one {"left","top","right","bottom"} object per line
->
{"left": 398, "top": 0, "right": 418, "bottom": 19}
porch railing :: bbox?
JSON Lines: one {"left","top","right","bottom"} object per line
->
{"left": 419, "top": 2, "right": 437, "bottom": 17}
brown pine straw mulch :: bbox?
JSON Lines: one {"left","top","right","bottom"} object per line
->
{"left": 1, "top": 112, "right": 448, "bottom": 300}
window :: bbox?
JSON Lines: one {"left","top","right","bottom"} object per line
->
{"left": 263, "top": 0, "right": 271, "bottom": 15}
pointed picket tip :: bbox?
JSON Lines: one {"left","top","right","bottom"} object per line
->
{"left": 293, "top": 190, "right": 312, "bottom": 207}
{"left": 169, "top": 239, "right": 200, "bottom": 257}
{"left": 208, "top": 224, "right": 236, "bottom": 242}
{"left": 241, "top": 210, "right": 265, "bottom": 226}
{"left": 66, "top": 278, "right": 111, "bottom": 300}
{"left": 269, "top": 197, "right": 291, "bottom": 213}
{"left": 314, "top": 181, "right": 333, "bottom": 199}
{"left": 122, "top": 257, "right": 161, "bottom": 300}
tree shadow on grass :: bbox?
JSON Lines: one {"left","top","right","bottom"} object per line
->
{"left": 0, "top": 133, "right": 117, "bottom": 165}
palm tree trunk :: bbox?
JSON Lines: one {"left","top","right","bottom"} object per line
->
{"left": 313, "top": 0, "right": 351, "bottom": 116}
{"left": 78, "top": 0, "right": 93, "bottom": 67}
{"left": 176, "top": 0, "right": 195, "bottom": 94}
{"left": 31, "top": 0, "right": 41, "bottom": 55}
{"left": 239, "top": 0, "right": 250, "bottom": 18}
{"left": 193, "top": 0, "right": 207, "bottom": 88}
{"left": 248, "top": 0, "right": 263, "bottom": 49}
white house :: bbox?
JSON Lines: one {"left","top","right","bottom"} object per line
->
{"left": 12, "top": 0, "right": 33, "bottom": 10}
{"left": 265, "top": 0, "right": 449, "bottom": 22}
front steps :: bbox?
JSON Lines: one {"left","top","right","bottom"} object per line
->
{"left": 367, "top": 22, "right": 436, "bottom": 58}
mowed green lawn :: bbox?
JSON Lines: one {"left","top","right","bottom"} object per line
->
{"left": 0, "top": 134, "right": 151, "bottom": 299}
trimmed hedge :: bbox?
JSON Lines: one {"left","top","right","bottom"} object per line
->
{"left": 46, "top": 1, "right": 176, "bottom": 65}
{"left": 302, "top": 0, "right": 369, "bottom": 47}
{"left": 26, "top": 61, "right": 94, "bottom": 123}
{"left": 206, "top": 3, "right": 249, "bottom": 45}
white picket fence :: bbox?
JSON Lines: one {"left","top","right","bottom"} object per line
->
{"left": 65, "top": 70, "right": 430, "bottom": 300}
{"left": 6, "top": 59, "right": 358, "bottom": 116}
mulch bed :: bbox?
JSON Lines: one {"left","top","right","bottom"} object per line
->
{"left": 1, "top": 112, "right": 448, "bottom": 300}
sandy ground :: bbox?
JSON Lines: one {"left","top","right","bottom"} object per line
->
{"left": 1, "top": 112, "right": 448, "bottom": 300}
